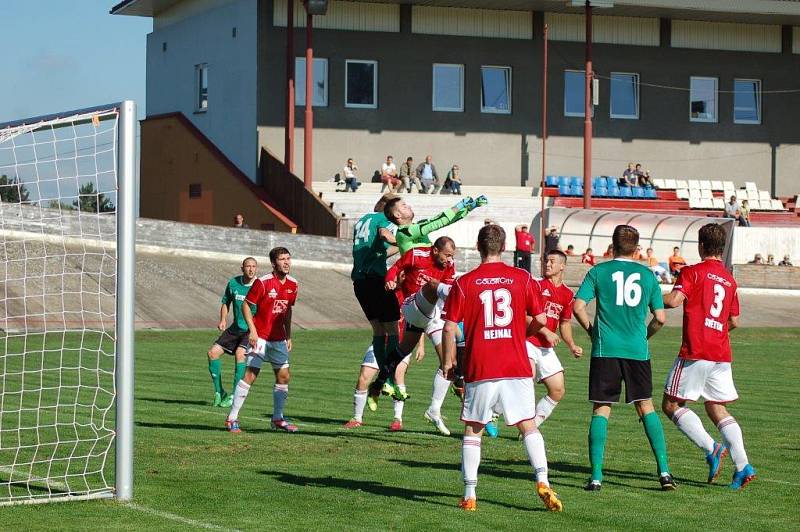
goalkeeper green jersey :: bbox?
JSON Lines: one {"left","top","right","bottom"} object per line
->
{"left": 221, "top": 275, "right": 255, "bottom": 333}
{"left": 395, "top": 205, "right": 471, "bottom": 254}
{"left": 351, "top": 212, "right": 396, "bottom": 280}
{"left": 575, "top": 259, "right": 664, "bottom": 361}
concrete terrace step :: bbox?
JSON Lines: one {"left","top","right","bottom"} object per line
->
{"left": 313, "top": 181, "right": 536, "bottom": 198}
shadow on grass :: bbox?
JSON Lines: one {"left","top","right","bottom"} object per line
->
{"left": 139, "top": 397, "right": 208, "bottom": 406}
{"left": 135, "top": 421, "right": 270, "bottom": 434}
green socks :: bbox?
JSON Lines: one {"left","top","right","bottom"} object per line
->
{"left": 208, "top": 358, "right": 223, "bottom": 395}
{"left": 372, "top": 335, "right": 386, "bottom": 369}
{"left": 233, "top": 362, "right": 246, "bottom": 391}
{"left": 589, "top": 415, "right": 608, "bottom": 482}
{"left": 642, "top": 411, "right": 670, "bottom": 475}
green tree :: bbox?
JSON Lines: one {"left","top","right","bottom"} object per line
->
{"left": 72, "top": 182, "right": 115, "bottom": 213}
{"left": 0, "top": 174, "right": 30, "bottom": 203}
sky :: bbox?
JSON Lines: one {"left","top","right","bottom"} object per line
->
{"left": 0, "top": 1, "right": 152, "bottom": 123}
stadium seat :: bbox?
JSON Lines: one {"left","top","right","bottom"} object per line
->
{"left": 633, "top": 187, "right": 645, "bottom": 199}
{"left": 570, "top": 184, "right": 583, "bottom": 196}
{"left": 745, "top": 181, "right": 758, "bottom": 193}
{"left": 699, "top": 179, "right": 712, "bottom": 190}
{"left": 737, "top": 190, "right": 749, "bottom": 201}
{"left": 546, "top": 175, "right": 559, "bottom": 187}
{"left": 594, "top": 186, "right": 608, "bottom": 197}
{"left": 558, "top": 184, "right": 570, "bottom": 196}
{"left": 663, "top": 179, "right": 677, "bottom": 189}
{"left": 644, "top": 188, "right": 657, "bottom": 199}
{"left": 758, "top": 190, "right": 771, "bottom": 201}
{"left": 699, "top": 198, "right": 714, "bottom": 209}
{"left": 722, "top": 180, "right": 736, "bottom": 191}
{"left": 688, "top": 180, "right": 700, "bottom": 190}
{"left": 689, "top": 188, "right": 701, "bottom": 199}
{"left": 620, "top": 187, "right": 633, "bottom": 198}
{"left": 749, "top": 200, "right": 763, "bottom": 210}
{"left": 675, "top": 179, "right": 689, "bottom": 189}
{"left": 710, "top": 180, "right": 723, "bottom": 191}
{"left": 652, "top": 178, "right": 666, "bottom": 189}
{"left": 688, "top": 197, "right": 700, "bottom": 209}
{"left": 712, "top": 198, "right": 725, "bottom": 209}
{"left": 596, "top": 177, "right": 608, "bottom": 188}
{"left": 558, "top": 176, "right": 570, "bottom": 187}
{"left": 569, "top": 176, "right": 582, "bottom": 188}
{"left": 676, "top": 188, "right": 690, "bottom": 200}
{"left": 606, "top": 187, "right": 620, "bottom": 198}
{"left": 700, "top": 189, "right": 712, "bottom": 199}
{"left": 771, "top": 199, "right": 786, "bottom": 211}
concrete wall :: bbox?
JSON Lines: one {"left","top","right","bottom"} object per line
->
{"left": 257, "top": 3, "right": 800, "bottom": 196}
{"left": 147, "top": 0, "right": 258, "bottom": 178}
{"left": 731, "top": 226, "right": 800, "bottom": 264}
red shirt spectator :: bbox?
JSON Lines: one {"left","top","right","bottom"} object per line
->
{"left": 515, "top": 227, "right": 534, "bottom": 252}
{"left": 581, "top": 248, "right": 596, "bottom": 266}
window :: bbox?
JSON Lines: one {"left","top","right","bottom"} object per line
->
{"left": 733, "top": 79, "right": 761, "bottom": 124}
{"left": 481, "top": 66, "right": 512, "bottom": 114}
{"left": 432, "top": 64, "right": 464, "bottom": 112}
{"left": 689, "top": 77, "right": 717, "bottom": 122}
{"left": 295, "top": 58, "right": 328, "bottom": 107}
{"left": 345, "top": 60, "right": 378, "bottom": 108}
{"left": 564, "top": 70, "right": 586, "bottom": 117}
{"left": 610, "top": 72, "right": 639, "bottom": 119}
{"left": 189, "top": 183, "right": 202, "bottom": 198}
{"left": 195, "top": 63, "right": 208, "bottom": 111}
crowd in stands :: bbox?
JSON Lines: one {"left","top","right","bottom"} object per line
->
{"left": 724, "top": 195, "right": 752, "bottom": 226}
{"left": 620, "top": 162, "right": 656, "bottom": 188}
{"left": 335, "top": 154, "right": 463, "bottom": 195}
{"left": 748, "top": 253, "right": 794, "bottom": 266}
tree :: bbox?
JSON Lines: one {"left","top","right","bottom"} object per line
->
{"left": 0, "top": 174, "right": 30, "bottom": 203}
{"left": 72, "top": 182, "right": 115, "bottom": 213}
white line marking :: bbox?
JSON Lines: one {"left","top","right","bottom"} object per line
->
{"left": 125, "top": 502, "right": 241, "bottom": 531}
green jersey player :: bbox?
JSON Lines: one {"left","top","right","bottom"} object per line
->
{"left": 573, "top": 225, "right": 674, "bottom": 492}
{"left": 207, "top": 257, "right": 257, "bottom": 408}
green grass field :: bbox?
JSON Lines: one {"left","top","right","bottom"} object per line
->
{"left": 0, "top": 327, "right": 798, "bottom": 531}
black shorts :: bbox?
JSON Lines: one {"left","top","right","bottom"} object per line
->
{"left": 214, "top": 328, "right": 249, "bottom": 354}
{"left": 353, "top": 277, "right": 400, "bottom": 323}
{"left": 589, "top": 357, "right": 652, "bottom": 404}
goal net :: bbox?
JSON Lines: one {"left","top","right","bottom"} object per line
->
{"left": 0, "top": 102, "right": 135, "bottom": 505}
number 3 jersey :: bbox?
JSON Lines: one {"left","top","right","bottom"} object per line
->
{"left": 575, "top": 259, "right": 664, "bottom": 361}
{"left": 672, "top": 258, "right": 739, "bottom": 362}
{"left": 443, "top": 262, "right": 543, "bottom": 383}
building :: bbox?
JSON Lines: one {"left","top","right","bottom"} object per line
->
{"left": 112, "top": 0, "right": 800, "bottom": 229}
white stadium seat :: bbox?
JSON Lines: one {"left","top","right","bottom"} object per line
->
{"left": 675, "top": 179, "right": 689, "bottom": 189}
{"left": 737, "top": 190, "right": 748, "bottom": 201}
{"left": 676, "top": 188, "right": 690, "bottom": 200}
{"left": 663, "top": 179, "right": 677, "bottom": 189}
{"left": 653, "top": 178, "right": 666, "bottom": 189}
{"left": 710, "top": 180, "right": 723, "bottom": 191}
{"left": 712, "top": 198, "right": 725, "bottom": 209}
{"left": 771, "top": 199, "right": 786, "bottom": 211}
{"left": 723, "top": 180, "right": 736, "bottom": 190}
{"left": 699, "top": 198, "right": 714, "bottom": 209}
{"left": 699, "top": 180, "right": 712, "bottom": 190}
{"left": 689, "top": 188, "right": 701, "bottom": 199}
{"left": 745, "top": 181, "right": 758, "bottom": 192}
{"left": 749, "top": 200, "right": 762, "bottom": 210}
{"left": 687, "top": 180, "right": 700, "bottom": 189}
{"left": 688, "top": 197, "right": 700, "bottom": 209}
{"left": 758, "top": 190, "right": 771, "bottom": 201}
{"left": 700, "top": 189, "right": 712, "bottom": 199}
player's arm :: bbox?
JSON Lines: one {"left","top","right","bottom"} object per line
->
{"left": 647, "top": 309, "right": 666, "bottom": 339}
{"left": 573, "top": 270, "right": 596, "bottom": 337}
{"left": 662, "top": 290, "right": 686, "bottom": 308}
{"left": 572, "top": 299, "right": 592, "bottom": 337}
{"left": 526, "top": 313, "right": 559, "bottom": 346}
{"left": 242, "top": 302, "right": 258, "bottom": 347}
{"left": 218, "top": 303, "right": 229, "bottom": 331}
{"left": 384, "top": 253, "right": 405, "bottom": 290}
{"left": 442, "top": 320, "right": 459, "bottom": 378}
{"left": 729, "top": 290, "right": 740, "bottom": 331}
{"left": 647, "top": 275, "right": 667, "bottom": 338}
{"left": 284, "top": 307, "right": 293, "bottom": 352}
{"left": 378, "top": 227, "right": 396, "bottom": 245}
{"left": 559, "top": 320, "right": 583, "bottom": 358}
{"left": 729, "top": 315, "right": 739, "bottom": 330}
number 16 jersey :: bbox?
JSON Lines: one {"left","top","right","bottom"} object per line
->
{"left": 575, "top": 259, "right": 664, "bottom": 361}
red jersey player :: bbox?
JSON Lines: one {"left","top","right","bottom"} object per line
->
{"left": 227, "top": 247, "right": 299, "bottom": 433}
{"left": 661, "top": 223, "right": 755, "bottom": 490}
{"left": 526, "top": 250, "right": 583, "bottom": 427}
{"left": 441, "top": 224, "right": 563, "bottom": 513}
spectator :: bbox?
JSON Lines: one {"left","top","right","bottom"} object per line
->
{"left": 544, "top": 226, "right": 560, "bottom": 254}
{"left": 416, "top": 155, "right": 440, "bottom": 194}
{"left": 342, "top": 158, "right": 360, "bottom": 192}
{"left": 724, "top": 195, "right": 747, "bottom": 226}
{"left": 779, "top": 254, "right": 793, "bottom": 266}
{"left": 380, "top": 155, "right": 400, "bottom": 193}
{"left": 514, "top": 224, "right": 534, "bottom": 272}
{"left": 739, "top": 199, "right": 752, "bottom": 227}
{"left": 637, "top": 166, "right": 655, "bottom": 188}
{"left": 581, "top": 248, "right": 596, "bottom": 266}
{"left": 399, "top": 157, "right": 422, "bottom": 193}
{"left": 748, "top": 253, "right": 764, "bottom": 264}
{"left": 620, "top": 162, "right": 638, "bottom": 187}
{"left": 646, "top": 247, "right": 672, "bottom": 283}
{"left": 444, "top": 164, "right": 463, "bottom": 195}
{"left": 565, "top": 244, "right": 575, "bottom": 256}
{"left": 484, "top": 218, "right": 496, "bottom": 226}
{"left": 233, "top": 213, "right": 249, "bottom": 229}
{"left": 766, "top": 254, "right": 776, "bottom": 266}
{"left": 632, "top": 245, "right": 643, "bottom": 260}
{"left": 668, "top": 246, "right": 687, "bottom": 277}
{"left": 602, "top": 244, "right": 613, "bottom": 258}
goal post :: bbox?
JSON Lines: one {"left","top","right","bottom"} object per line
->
{"left": 0, "top": 101, "right": 136, "bottom": 505}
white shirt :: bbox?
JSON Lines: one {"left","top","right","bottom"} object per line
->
{"left": 343, "top": 165, "right": 357, "bottom": 179}
{"left": 381, "top": 162, "right": 397, "bottom": 175}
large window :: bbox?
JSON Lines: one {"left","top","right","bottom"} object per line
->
{"left": 733, "top": 79, "right": 761, "bottom": 124}
{"left": 345, "top": 60, "right": 378, "bottom": 109}
{"left": 295, "top": 58, "right": 328, "bottom": 107}
{"left": 689, "top": 77, "right": 717, "bottom": 122}
{"left": 610, "top": 72, "right": 639, "bottom": 119}
{"left": 195, "top": 63, "right": 208, "bottom": 112}
{"left": 432, "top": 64, "right": 464, "bottom": 112}
{"left": 481, "top": 66, "right": 512, "bottom": 114}
{"left": 564, "top": 70, "right": 586, "bottom": 117}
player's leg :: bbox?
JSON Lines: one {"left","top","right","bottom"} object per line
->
{"left": 527, "top": 343, "right": 565, "bottom": 427}
{"left": 207, "top": 342, "right": 227, "bottom": 406}
{"left": 345, "top": 345, "right": 379, "bottom": 428}
{"left": 226, "top": 343, "right": 264, "bottom": 432}
{"left": 221, "top": 341, "right": 248, "bottom": 408}
{"left": 459, "top": 380, "right": 501, "bottom": 509}
{"left": 424, "top": 326, "right": 451, "bottom": 435}
{"left": 390, "top": 356, "right": 411, "bottom": 431}
{"left": 585, "top": 357, "right": 620, "bottom": 490}
{"left": 268, "top": 342, "right": 297, "bottom": 432}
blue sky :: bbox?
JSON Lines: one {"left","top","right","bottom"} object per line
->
{"left": 0, "top": 1, "right": 152, "bottom": 122}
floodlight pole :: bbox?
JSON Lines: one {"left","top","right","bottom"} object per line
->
{"left": 540, "top": 24, "right": 549, "bottom": 276}
{"left": 583, "top": 0, "right": 593, "bottom": 209}
{"left": 115, "top": 100, "right": 136, "bottom": 502}
{"left": 304, "top": 10, "right": 314, "bottom": 189}
{"left": 285, "top": 0, "right": 295, "bottom": 173}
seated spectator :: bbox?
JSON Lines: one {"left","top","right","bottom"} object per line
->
{"left": 342, "top": 158, "right": 360, "bottom": 192}
{"left": 416, "top": 155, "right": 441, "bottom": 194}
{"left": 565, "top": 244, "right": 575, "bottom": 256}
{"left": 739, "top": 199, "right": 752, "bottom": 227}
{"left": 444, "top": 165, "right": 463, "bottom": 195}
{"left": 748, "top": 253, "right": 764, "bottom": 264}
{"left": 637, "top": 165, "right": 655, "bottom": 188}
{"left": 779, "top": 254, "right": 793, "bottom": 266}
{"left": 766, "top": 254, "right": 776, "bottom": 266}
{"left": 544, "top": 226, "right": 560, "bottom": 254}
{"left": 668, "top": 247, "right": 687, "bottom": 277}
{"left": 233, "top": 213, "right": 249, "bottom": 229}
{"left": 620, "top": 162, "right": 638, "bottom": 187}
{"left": 399, "top": 157, "right": 422, "bottom": 193}
{"left": 632, "top": 245, "right": 643, "bottom": 260}
{"left": 380, "top": 155, "right": 400, "bottom": 193}
{"left": 602, "top": 244, "right": 613, "bottom": 258}
{"left": 724, "top": 195, "right": 747, "bottom": 226}
{"left": 581, "top": 248, "right": 596, "bottom": 266}
{"left": 646, "top": 248, "right": 672, "bottom": 283}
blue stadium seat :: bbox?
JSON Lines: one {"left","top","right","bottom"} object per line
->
{"left": 570, "top": 184, "right": 583, "bottom": 196}
{"left": 644, "top": 187, "right": 657, "bottom": 199}
{"left": 606, "top": 187, "right": 620, "bottom": 198}
{"left": 633, "top": 187, "right": 645, "bottom": 199}
{"left": 596, "top": 177, "right": 608, "bottom": 189}
{"left": 545, "top": 175, "right": 559, "bottom": 187}
{"left": 569, "top": 176, "right": 582, "bottom": 188}
{"left": 620, "top": 187, "right": 633, "bottom": 198}
{"left": 558, "top": 176, "right": 570, "bottom": 187}
{"left": 558, "top": 184, "right": 570, "bottom": 196}
{"left": 594, "top": 186, "right": 608, "bottom": 197}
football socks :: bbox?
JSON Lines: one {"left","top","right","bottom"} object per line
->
{"left": 588, "top": 415, "right": 608, "bottom": 482}
{"left": 717, "top": 416, "right": 749, "bottom": 472}
{"left": 642, "top": 411, "right": 671, "bottom": 476}
{"left": 672, "top": 407, "right": 715, "bottom": 454}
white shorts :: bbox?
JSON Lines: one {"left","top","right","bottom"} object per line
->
{"left": 361, "top": 345, "right": 411, "bottom": 370}
{"left": 402, "top": 293, "right": 439, "bottom": 331}
{"left": 526, "top": 342, "right": 565, "bottom": 383}
{"left": 664, "top": 358, "right": 738, "bottom": 403}
{"left": 461, "top": 378, "right": 536, "bottom": 427}
{"left": 246, "top": 339, "right": 290, "bottom": 370}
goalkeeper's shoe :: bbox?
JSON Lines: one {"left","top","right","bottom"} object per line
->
{"left": 366, "top": 395, "right": 379, "bottom": 412}
{"left": 271, "top": 418, "right": 299, "bottom": 433}
{"left": 391, "top": 384, "right": 409, "bottom": 401}
{"left": 458, "top": 498, "right": 477, "bottom": 511}
{"left": 729, "top": 464, "right": 756, "bottom": 491}
{"left": 225, "top": 419, "right": 241, "bottom": 433}
{"left": 706, "top": 442, "right": 728, "bottom": 484}
{"left": 485, "top": 421, "right": 499, "bottom": 438}
{"left": 343, "top": 419, "right": 363, "bottom": 429}
{"left": 536, "top": 483, "right": 563, "bottom": 512}
{"left": 219, "top": 393, "right": 234, "bottom": 409}
{"left": 424, "top": 409, "right": 451, "bottom": 436}
{"left": 381, "top": 380, "right": 395, "bottom": 397}
{"left": 474, "top": 195, "right": 489, "bottom": 207}
{"left": 212, "top": 392, "right": 223, "bottom": 407}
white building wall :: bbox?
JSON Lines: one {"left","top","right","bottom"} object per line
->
{"left": 146, "top": 0, "right": 258, "bottom": 179}
{"left": 671, "top": 20, "right": 781, "bottom": 53}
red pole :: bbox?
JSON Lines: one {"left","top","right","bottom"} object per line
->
{"left": 304, "top": 12, "right": 314, "bottom": 189}
{"left": 583, "top": 1, "right": 593, "bottom": 209}
{"left": 540, "top": 24, "right": 549, "bottom": 276}
{"left": 284, "top": 0, "right": 295, "bottom": 173}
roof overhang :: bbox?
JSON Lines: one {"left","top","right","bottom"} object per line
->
{"left": 110, "top": 0, "right": 182, "bottom": 16}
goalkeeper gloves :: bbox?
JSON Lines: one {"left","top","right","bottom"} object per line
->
{"left": 474, "top": 195, "right": 489, "bottom": 207}
{"left": 453, "top": 197, "right": 474, "bottom": 211}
